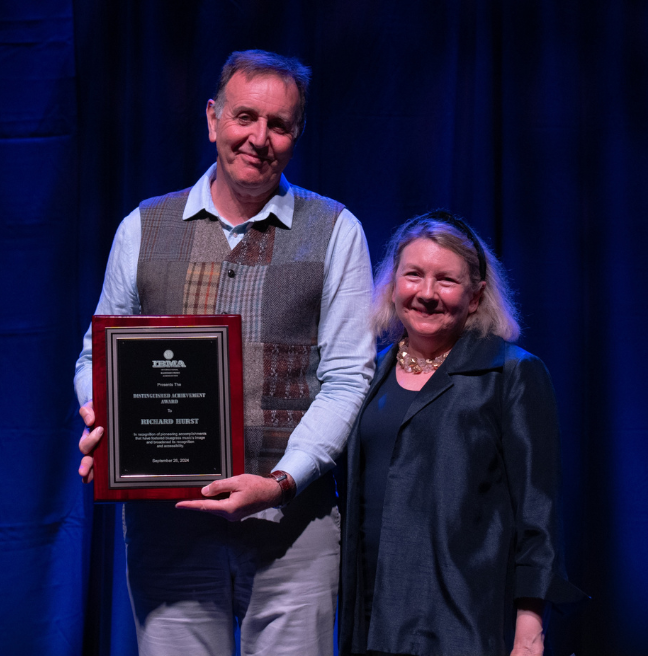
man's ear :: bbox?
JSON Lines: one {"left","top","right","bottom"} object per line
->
{"left": 206, "top": 100, "right": 219, "bottom": 143}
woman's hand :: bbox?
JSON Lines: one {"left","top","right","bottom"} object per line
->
{"left": 510, "top": 598, "right": 545, "bottom": 656}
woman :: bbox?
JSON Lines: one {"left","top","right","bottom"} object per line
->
{"left": 339, "top": 211, "right": 585, "bottom": 656}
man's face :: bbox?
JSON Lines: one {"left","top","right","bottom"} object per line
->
{"left": 207, "top": 72, "right": 300, "bottom": 199}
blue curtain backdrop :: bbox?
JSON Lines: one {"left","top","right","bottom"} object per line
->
{"left": 1, "top": 1, "right": 646, "bottom": 654}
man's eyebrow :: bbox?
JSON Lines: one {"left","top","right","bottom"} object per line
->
{"left": 231, "top": 105, "right": 258, "bottom": 115}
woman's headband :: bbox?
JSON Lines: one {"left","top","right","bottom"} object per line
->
{"left": 419, "top": 210, "right": 487, "bottom": 281}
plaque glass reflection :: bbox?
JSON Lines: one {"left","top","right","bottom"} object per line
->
{"left": 92, "top": 316, "right": 244, "bottom": 501}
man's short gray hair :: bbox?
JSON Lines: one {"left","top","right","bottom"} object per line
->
{"left": 372, "top": 211, "right": 522, "bottom": 343}
{"left": 213, "top": 50, "right": 311, "bottom": 139}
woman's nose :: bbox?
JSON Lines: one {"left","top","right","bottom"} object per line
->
{"left": 418, "top": 278, "right": 437, "bottom": 301}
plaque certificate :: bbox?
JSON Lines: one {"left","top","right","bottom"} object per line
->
{"left": 91, "top": 315, "right": 244, "bottom": 501}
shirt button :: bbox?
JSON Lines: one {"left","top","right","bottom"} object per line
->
{"left": 227, "top": 269, "right": 235, "bottom": 278}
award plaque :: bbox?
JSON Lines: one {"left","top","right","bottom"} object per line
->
{"left": 91, "top": 315, "right": 244, "bottom": 501}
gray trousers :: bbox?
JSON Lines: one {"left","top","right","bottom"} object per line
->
{"left": 124, "top": 475, "right": 340, "bottom": 656}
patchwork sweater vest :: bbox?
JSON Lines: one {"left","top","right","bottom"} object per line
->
{"left": 137, "top": 187, "right": 343, "bottom": 475}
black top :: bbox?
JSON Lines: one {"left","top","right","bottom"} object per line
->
{"left": 358, "top": 364, "right": 418, "bottom": 622}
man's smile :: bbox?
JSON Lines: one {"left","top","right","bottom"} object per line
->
{"left": 238, "top": 151, "right": 270, "bottom": 165}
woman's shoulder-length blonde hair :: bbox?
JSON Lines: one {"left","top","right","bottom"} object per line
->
{"left": 373, "top": 210, "right": 521, "bottom": 343}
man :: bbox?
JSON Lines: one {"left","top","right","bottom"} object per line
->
{"left": 75, "top": 50, "right": 374, "bottom": 655}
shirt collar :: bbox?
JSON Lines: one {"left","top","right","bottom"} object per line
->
{"left": 182, "top": 162, "right": 294, "bottom": 229}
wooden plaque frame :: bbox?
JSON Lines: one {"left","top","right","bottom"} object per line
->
{"left": 91, "top": 315, "right": 244, "bottom": 501}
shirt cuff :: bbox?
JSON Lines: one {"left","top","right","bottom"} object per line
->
{"left": 273, "top": 449, "right": 321, "bottom": 495}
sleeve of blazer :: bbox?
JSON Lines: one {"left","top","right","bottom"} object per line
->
{"left": 501, "top": 347, "right": 588, "bottom": 612}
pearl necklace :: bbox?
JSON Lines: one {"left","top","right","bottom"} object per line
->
{"left": 396, "top": 339, "right": 450, "bottom": 374}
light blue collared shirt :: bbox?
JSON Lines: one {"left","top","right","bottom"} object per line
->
{"left": 75, "top": 164, "right": 375, "bottom": 492}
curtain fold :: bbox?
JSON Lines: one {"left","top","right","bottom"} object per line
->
{"left": 0, "top": 2, "right": 89, "bottom": 654}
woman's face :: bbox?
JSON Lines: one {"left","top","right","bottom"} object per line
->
{"left": 391, "top": 238, "right": 483, "bottom": 353}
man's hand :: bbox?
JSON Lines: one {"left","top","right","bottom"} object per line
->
{"left": 78, "top": 401, "right": 104, "bottom": 483}
{"left": 175, "top": 473, "right": 290, "bottom": 521}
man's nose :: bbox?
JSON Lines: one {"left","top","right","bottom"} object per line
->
{"left": 249, "top": 120, "right": 269, "bottom": 148}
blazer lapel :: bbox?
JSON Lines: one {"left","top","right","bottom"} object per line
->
{"left": 401, "top": 368, "right": 453, "bottom": 425}
{"left": 345, "top": 343, "right": 398, "bottom": 497}
{"left": 363, "top": 344, "right": 398, "bottom": 409}
{"left": 400, "top": 331, "right": 506, "bottom": 425}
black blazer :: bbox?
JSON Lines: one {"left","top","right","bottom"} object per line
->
{"left": 339, "top": 331, "right": 586, "bottom": 656}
